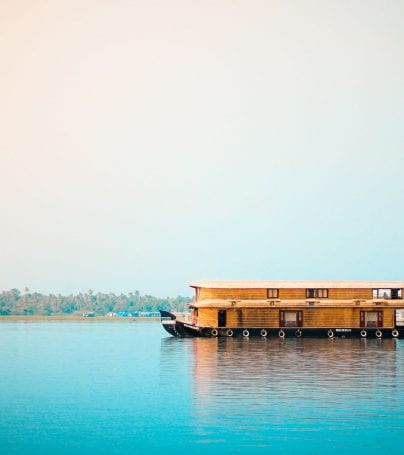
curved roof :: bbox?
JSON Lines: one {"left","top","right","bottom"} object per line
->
{"left": 190, "top": 280, "right": 404, "bottom": 289}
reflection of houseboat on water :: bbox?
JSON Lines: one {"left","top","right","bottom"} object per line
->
{"left": 160, "top": 280, "right": 404, "bottom": 338}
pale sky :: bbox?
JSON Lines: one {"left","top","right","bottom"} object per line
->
{"left": 1, "top": 0, "right": 403, "bottom": 296}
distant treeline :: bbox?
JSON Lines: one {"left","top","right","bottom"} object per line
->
{"left": 0, "top": 289, "right": 192, "bottom": 316}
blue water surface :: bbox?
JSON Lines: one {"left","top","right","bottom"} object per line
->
{"left": 0, "top": 321, "right": 404, "bottom": 454}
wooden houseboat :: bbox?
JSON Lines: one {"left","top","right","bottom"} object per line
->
{"left": 160, "top": 280, "right": 404, "bottom": 338}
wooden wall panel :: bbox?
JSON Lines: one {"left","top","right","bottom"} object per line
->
{"left": 197, "top": 308, "right": 395, "bottom": 328}
{"left": 198, "top": 288, "right": 267, "bottom": 300}
{"left": 304, "top": 308, "right": 356, "bottom": 327}
{"left": 240, "top": 309, "right": 279, "bottom": 327}
{"left": 328, "top": 289, "right": 372, "bottom": 300}
{"left": 197, "top": 287, "right": 376, "bottom": 301}
{"left": 226, "top": 309, "right": 242, "bottom": 327}
{"left": 198, "top": 309, "right": 217, "bottom": 327}
{"left": 278, "top": 289, "right": 306, "bottom": 299}
{"left": 303, "top": 308, "right": 394, "bottom": 328}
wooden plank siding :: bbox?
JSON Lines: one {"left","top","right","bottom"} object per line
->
{"left": 328, "top": 288, "right": 372, "bottom": 299}
{"left": 198, "top": 308, "right": 218, "bottom": 327}
{"left": 278, "top": 288, "right": 305, "bottom": 299}
{"left": 196, "top": 287, "right": 380, "bottom": 301}
{"left": 197, "top": 307, "right": 396, "bottom": 329}
{"left": 226, "top": 309, "right": 242, "bottom": 327}
{"left": 198, "top": 288, "right": 267, "bottom": 301}
{"left": 239, "top": 308, "right": 278, "bottom": 327}
{"left": 303, "top": 308, "right": 394, "bottom": 329}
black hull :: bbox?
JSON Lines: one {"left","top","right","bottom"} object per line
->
{"left": 160, "top": 311, "right": 203, "bottom": 337}
{"left": 159, "top": 313, "right": 404, "bottom": 339}
{"left": 195, "top": 327, "right": 404, "bottom": 339}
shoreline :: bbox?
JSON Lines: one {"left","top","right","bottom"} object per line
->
{"left": 0, "top": 315, "right": 160, "bottom": 322}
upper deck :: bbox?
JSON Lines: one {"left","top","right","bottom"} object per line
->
{"left": 190, "top": 280, "right": 404, "bottom": 307}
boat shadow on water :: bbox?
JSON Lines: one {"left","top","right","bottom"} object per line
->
{"left": 160, "top": 336, "right": 400, "bottom": 391}
{"left": 159, "top": 334, "right": 404, "bottom": 452}
{"left": 160, "top": 335, "right": 404, "bottom": 449}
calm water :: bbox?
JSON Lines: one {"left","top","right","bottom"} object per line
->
{"left": 1, "top": 322, "right": 404, "bottom": 454}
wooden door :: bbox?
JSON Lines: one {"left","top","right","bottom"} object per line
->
{"left": 297, "top": 311, "right": 303, "bottom": 327}
{"left": 279, "top": 310, "right": 285, "bottom": 327}
{"left": 360, "top": 311, "right": 365, "bottom": 327}
{"left": 377, "top": 311, "right": 383, "bottom": 328}
{"left": 218, "top": 310, "right": 226, "bottom": 327}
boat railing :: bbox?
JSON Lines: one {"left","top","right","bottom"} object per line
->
{"left": 171, "top": 311, "right": 193, "bottom": 323}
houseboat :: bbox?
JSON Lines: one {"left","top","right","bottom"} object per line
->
{"left": 160, "top": 280, "right": 404, "bottom": 338}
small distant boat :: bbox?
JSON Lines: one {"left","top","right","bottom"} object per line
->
{"left": 160, "top": 280, "right": 404, "bottom": 338}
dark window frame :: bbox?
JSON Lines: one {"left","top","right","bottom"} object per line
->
{"left": 360, "top": 310, "right": 383, "bottom": 328}
{"left": 373, "top": 288, "right": 402, "bottom": 300}
{"left": 279, "top": 310, "right": 303, "bottom": 327}
{"left": 267, "top": 288, "right": 279, "bottom": 299}
{"left": 307, "top": 288, "right": 315, "bottom": 298}
{"left": 306, "top": 288, "right": 329, "bottom": 299}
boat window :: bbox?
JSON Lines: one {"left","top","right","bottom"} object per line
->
{"left": 307, "top": 289, "right": 316, "bottom": 298}
{"left": 373, "top": 289, "right": 402, "bottom": 300}
{"left": 392, "top": 289, "right": 402, "bottom": 299}
{"left": 267, "top": 288, "right": 279, "bottom": 298}
{"left": 360, "top": 311, "right": 383, "bottom": 328}
{"left": 279, "top": 310, "right": 303, "bottom": 327}
{"left": 306, "top": 289, "right": 328, "bottom": 298}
